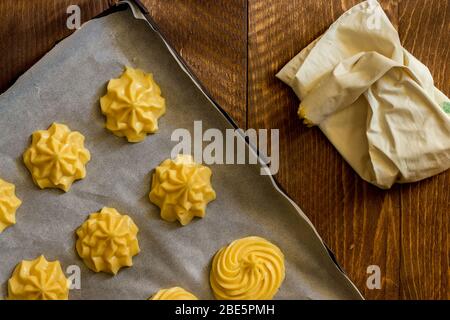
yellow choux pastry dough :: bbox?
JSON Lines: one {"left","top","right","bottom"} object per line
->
{"left": 210, "top": 236, "right": 285, "bottom": 300}
{"left": 23, "top": 122, "right": 90, "bottom": 192}
{"left": 8, "top": 255, "right": 70, "bottom": 300}
{"left": 150, "top": 287, "right": 198, "bottom": 300}
{"left": 76, "top": 207, "right": 140, "bottom": 275}
{"left": 0, "top": 178, "right": 21, "bottom": 234}
{"left": 100, "top": 66, "right": 166, "bottom": 142}
{"left": 149, "top": 154, "right": 216, "bottom": 226}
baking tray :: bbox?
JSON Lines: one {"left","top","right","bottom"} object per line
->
{"left": 0, "top": 0, "right": 363, "bottom": 299}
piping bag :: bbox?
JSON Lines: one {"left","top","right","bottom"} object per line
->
{"left": 277, "top": 0, "right": 450, "bottom": 189}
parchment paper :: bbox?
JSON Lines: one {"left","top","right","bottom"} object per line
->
{"left": 0, "top": 4, "right": 362, "bottom": 300}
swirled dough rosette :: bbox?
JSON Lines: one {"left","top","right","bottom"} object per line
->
{"left": 0, "top": 178, "right": 21, "bottom": 234}
{"left": 210, "top": 236, "right": 285, "bottom": 300}
{"left": 150, "top": 287, "right": 198, "bottom": 300}
{"left": 23, "top": 122, "right": 91, "bottom": 192}
{"left": 149, "top": 155, "right": 216, "bottom": 226}
{"left": 100, "top": 66, "right": 166, "bottom": 142}
{"left": 76, "top": 207, "right": 140, "bottom": 275}
{"left": 8, "top": 255, "right": 69, "bottom": 300}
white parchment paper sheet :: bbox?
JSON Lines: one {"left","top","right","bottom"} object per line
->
{"left": 0, "top": 7, "right": 362, "bottom": 300}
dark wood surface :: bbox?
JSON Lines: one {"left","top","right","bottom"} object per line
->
{"left": 0, "top": 0, "right": 448, "bottom": 300}
{"left": 0, "top": 0, "right": 116, "bottom": 93}
{"left": 397, "top": 0, "right": 450, "bottom": 299}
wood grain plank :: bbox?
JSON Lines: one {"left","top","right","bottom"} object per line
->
{"left": 140, "top": 0, "right": 248, "bottom": 128}
{"left": 0, "top": 0, "right": 116, "bottom": 94}
{"left": 398, "top": 0, "right": 450, "bottom": 300}
{"left": 248, "top": 0, "right": 401, "bottom": 299}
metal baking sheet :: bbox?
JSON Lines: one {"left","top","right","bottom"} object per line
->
{"left": 0, "top": 2, "right": 362, "bottom": 300}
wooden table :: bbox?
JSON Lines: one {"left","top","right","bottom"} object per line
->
{"left": 1, "top": 0, "right": 448, "bottom": 300}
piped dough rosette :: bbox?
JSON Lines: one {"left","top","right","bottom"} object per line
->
{"left": 210, "top": 236, "right": 285, "bottom": 300}
{"left": 100, "top": 66, "right": 166, "bottom": 142}
{"left": 75, "top": 207, "right": 140, "bottom": 275}
{"left": 149, "top": 154, "right": 216, "bottom": 226}
{"left": 23, "top": 122, "right": 90, "bottom": 192}
{"left": 8, "top": 255, "right": 70, "bottom": 300}
{"left": 0, "top": 178, "right": 22, "bottom": 234}
{"left": 150, "top": 287, "right": 198, "bottom": 300}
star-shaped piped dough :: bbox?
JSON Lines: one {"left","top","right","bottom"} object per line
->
{"left": 100, "top": 66, "right": 166, "bottom": 142}
{"left": 8, "top": 255, "right": 70, "bottom": 300}
{"left": 149, "top": 155, "right": 216, "bottom": 226}
{"left": 0, "top": 178, "right": 21, "bottom": 234}
{"left": 76, "top": 207, "right": 140, "bottom": 275}
{"left": 150, "top": 287, "right": 198, "bottom": 300}
{"left": 23, "top": 123, "right": 91, "bottom": 192}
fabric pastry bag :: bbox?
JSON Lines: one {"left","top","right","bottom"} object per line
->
{"left": 277, "top": 0, "right": 450, "bottom": 189}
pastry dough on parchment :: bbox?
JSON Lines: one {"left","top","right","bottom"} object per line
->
{"left": 210, "top": 236, "right": 285, "bottom": 300}
{"left": 76, "top": 207, "right": 140, "bottom": 275}
{"left": 8, "top": 255, "right": 70, "bottom": 300}
{"left": 100, "top": 66, "right": 166, "bottom": 142}
{"left": 0, "top": 178, "right": 21, "bottom": 234}
{"left": 150, "top": 287, "right": 198, "bottom": 300}
{"left": 149, "top": 155, "right": 216, "bottom": 226}
{"left": 23, "top": 122, "right": 90, "bottom": 192}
